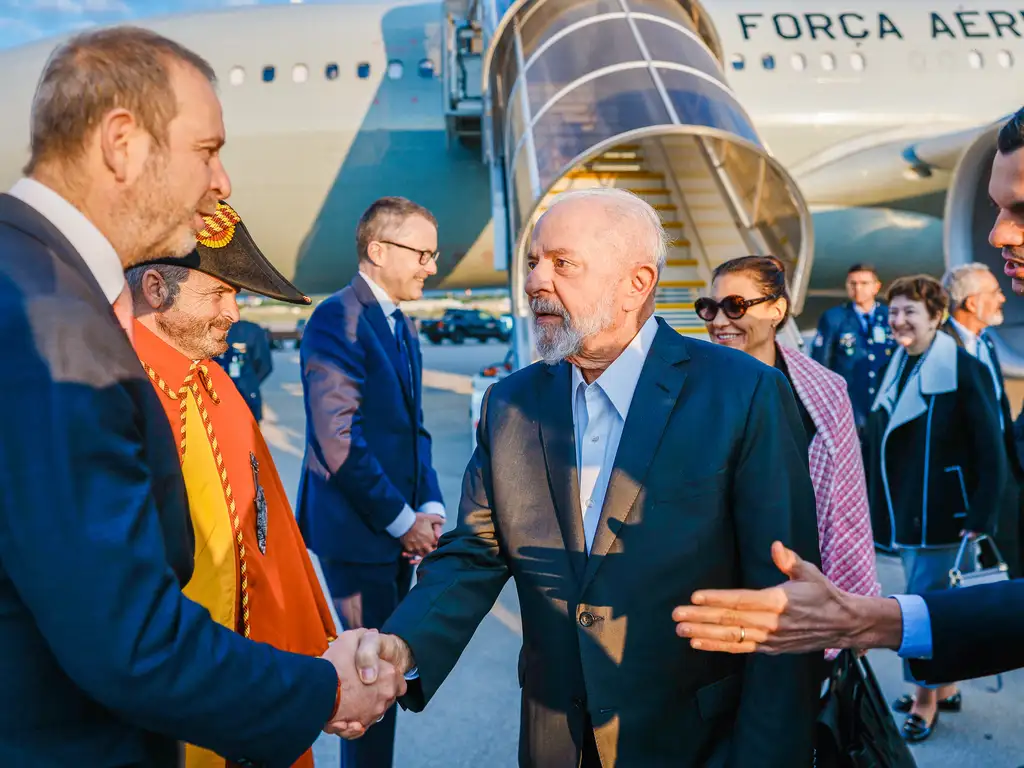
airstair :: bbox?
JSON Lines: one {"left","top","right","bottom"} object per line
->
{"left": 444, "top": 0, "right": 815, "bottom": 366}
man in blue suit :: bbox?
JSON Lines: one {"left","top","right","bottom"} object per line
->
{"left": 215, "top": 318, "right": 274, "bottom": 422}
{"left": 0, "top": 27, "right": 403, "bottom": 767}
{"left": 298, "top": 196, "right": 446, "bottom": 768}
{"left": 810, "top": 263, "right": 897, "bottom": 432}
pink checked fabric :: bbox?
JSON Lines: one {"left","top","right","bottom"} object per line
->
{"left": 778, "top": 345, "right": 881, "bottom": 655}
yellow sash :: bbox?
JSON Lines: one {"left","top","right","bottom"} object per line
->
{"left": 180, "top": 391, "right": 237, "bottom": 768}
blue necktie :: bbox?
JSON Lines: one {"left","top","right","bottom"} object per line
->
{"left": 392, "top": 308, "right": 414, "bottom": 393}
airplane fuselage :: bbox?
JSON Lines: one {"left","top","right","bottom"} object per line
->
{"left": 0, "top": 0, "right": 1019, "bottom": 298}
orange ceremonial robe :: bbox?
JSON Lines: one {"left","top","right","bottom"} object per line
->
{"left": 133, "top": 321, "right": 337, "bottom": 768}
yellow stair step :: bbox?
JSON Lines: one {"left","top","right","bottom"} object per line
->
{"left": 628, "top": 187, "right": 671, "bottom": 195}
{"left": 659, "top": 280, "right": 705, "bottom": 288}
{"left": 565, "top": 170, "right": 664, "bottom": 180}
{"left": 656, "top": 302, "right": 696, "bottom": 310}
{"left": 668, "top": 239, "right": 691, "bottom": 247}
{"left": 666, "top": 258, "right": 698, "bottom": 267}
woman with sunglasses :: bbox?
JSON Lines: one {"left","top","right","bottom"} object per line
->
{"left": 863, "top": 275, "right": 1007, "bottom": 742}
{"left": 696, "top": 256, "right": 881, "bottom": 650}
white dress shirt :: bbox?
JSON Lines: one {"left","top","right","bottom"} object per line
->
{"left": 950, "top": 317, "right": 1004, "bottom": 429}
{"left": 357, "top": 271, "right": 445, "bottom": 538}
{"left": 8, "top": 177, "right": 124, "bottom": 304}
{"left": 571, "top": 314, "right": 658, "bottom": 553}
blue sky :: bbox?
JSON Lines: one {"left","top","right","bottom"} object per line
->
{"left": 0, "top": 0, "right": 334, "bottom": 50}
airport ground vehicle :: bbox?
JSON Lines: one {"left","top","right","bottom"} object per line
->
{"left": 423, "top": 308, "right": 510, "bottom": 344}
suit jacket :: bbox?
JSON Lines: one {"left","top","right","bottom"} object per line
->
{"left": 297, "top": 274, "right": 442, "bottom": 563}
{"left": 909, "top": 578, "right": 1024, "bottom": 684}
{"left": 810, "top": 302, "right": 897, "bottom": 430}
{"left": 941, "top": 320, "right": 1024, "bottom": 575}
{"left": 0, "top": 194, "right": 336, "bottom": 767}
{"left": 865, "top": 332, "right": 1007, "bottom": 550}
{"left": 776, "top": 345, "right": 879, "bottom": 599}
{"left": 383, "top": 319, "right": 823, "bottom": 767}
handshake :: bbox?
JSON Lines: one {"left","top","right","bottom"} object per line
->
{"left": 320, "top": 628, "right": 413, "bottom": 739}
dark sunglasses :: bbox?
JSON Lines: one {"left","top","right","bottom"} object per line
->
{"left": 694, "top": 294, "right": 780, "bottom": 321}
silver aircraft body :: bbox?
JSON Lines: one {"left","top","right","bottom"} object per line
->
{"left": 0, "top": 0, "right": 1016, "bottom": 300}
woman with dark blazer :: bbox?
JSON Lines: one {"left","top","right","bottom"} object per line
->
{"left": 865, "top": 275, "right": 1008, "bottom": 743}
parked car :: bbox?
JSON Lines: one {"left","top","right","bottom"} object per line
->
{"left": 423, "top": 308, "right": 510, "bottom": 344}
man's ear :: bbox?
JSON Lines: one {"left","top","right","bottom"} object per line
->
{"left": 624, "top": 262, "right": 658, "bottom": 312}
{"left": 98, "top": 107, "right": 147, "bottom": 183}
{"left": 140, "top": 269, "right": 168, "bottom": 310}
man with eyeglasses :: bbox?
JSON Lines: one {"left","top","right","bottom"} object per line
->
{"left": 297, "top": 196, "right": 445, "bottom": 768}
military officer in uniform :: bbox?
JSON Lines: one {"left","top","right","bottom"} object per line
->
{"left": 811, "top": 263, "right": 897, "bottom": 432}
{"left": 215, "top": 318, "right": 274, "bottom": 423}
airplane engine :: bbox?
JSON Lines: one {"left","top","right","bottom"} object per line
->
{"left": 943, "top": 120, "right": 1024, "bottom": 378}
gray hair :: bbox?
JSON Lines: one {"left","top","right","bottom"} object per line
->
{"left": 25, "top": 26, "right": 216, "bottom": 174}
{"left": 545, "top": 187, "right": 668, "bottom": 274}
{"left": 942, "top": 263, "right": 993, "bottom": 309}
{"left": 125, "top": 264, "right": 190, "bottom": 310}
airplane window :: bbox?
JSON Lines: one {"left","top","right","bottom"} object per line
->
{"left": 729, "top": 54, "right": 745, "bottom": 71}
{"left": 357, "top": 62, "right": 371, "bottom": 79}
{"left": 418, "top": 58, "right": 435, "bottom": 78}
{"left": 761, "top": 54, "right": 775, "bottom": 70}
{"left": 968, "top": 51, "right": 984, "bottom": 69}
{"left": 229, "top": 66, "right": 245, "bottom": 86}
{"left": 262, "top": 65, "right": 275, "bottom": 83}
{"left": 999, "top": 50, "right": 1014, "bottom": 69}
{"left": 850, "top": 53, "right": 866, "bottom": 71}
{"left": 292, "top": 64, "right": 308, "bottom": 83}
{"left": 790, "top": 53, "right": 806, "bottom": 71}
{"left": 387, "top": 60, "right": 404, "bottom": 80}
{"left": 820, "top": 53, "right": 836, "bottom": 72}
{"left": 325, "top": 63, "right": 340, "bottom": 80}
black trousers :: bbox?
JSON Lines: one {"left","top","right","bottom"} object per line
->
{"left": 322, "top": 557, "right": 415, "bottom": 768}
{"left": 581, "top": 713, "right": 601, "bottom": 767}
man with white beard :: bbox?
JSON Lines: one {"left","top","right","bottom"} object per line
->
{"left": 350, "top": 186, "right": 825, "bottom": 767}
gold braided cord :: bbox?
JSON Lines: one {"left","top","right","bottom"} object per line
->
{"left": 142, "top": 360, "right": 251, "bottom": 639}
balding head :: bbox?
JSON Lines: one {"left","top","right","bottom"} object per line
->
{"left": 525, "top": 187, "right": 665, "bottom": 376}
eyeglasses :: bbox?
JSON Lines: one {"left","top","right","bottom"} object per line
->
{"left": 377, "top": 239, "right": 440, "bottom": 266}
{"left": 694, "top": 294, "right": 780, "bottom": 321}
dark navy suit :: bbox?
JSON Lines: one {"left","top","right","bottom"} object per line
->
{"left": 297, "top": 273, "right": 443, "bottom": 767}
{"left": 215, "top": 319, "right": 273, "bottom": 421}
{"left": 0, "top": 194, "right": 337, "bottom": 767}
{"left": 810, "top": 301, "right": 897, "bottom": 431}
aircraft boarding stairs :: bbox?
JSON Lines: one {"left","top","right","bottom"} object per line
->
{"left": 444, "top": 0, "right": 815, "bottom": 366}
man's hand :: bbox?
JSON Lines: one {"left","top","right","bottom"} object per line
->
{"left": 671, "top": 541, "right": 896, "bottom": 654}
{"left": 321, "top": 629, "right": 407, "bottom": 739}
{"left": 328, "top": 631, "right": 417, "bottom": 739}
{"left": 401, "top": 512, "right": 444, "bottom": 558}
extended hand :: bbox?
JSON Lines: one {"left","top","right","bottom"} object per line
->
{"left": 329, "top": 631, "right": 416, "bottom": 739}
{"left": 322, "top": 629, "right": 407, "bottom": 739}
{"left": 671, "top": 541, "right": 861, "bottom": 655}
{"left": 401, "top": 512, "right": 444, "bottom": 558}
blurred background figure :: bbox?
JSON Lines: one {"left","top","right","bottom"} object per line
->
{"left": 941, "top": 264, "right": 1024, "bottom": 578}
{"left": 698, "top": 256, "right": 881, "bottom": 656}
{"left": 214, "top": 317, "right": 274, "bottom": 424}
{"left": 811, "top": 264, "right": 897, "bottom": 436}
{"left": 864, "top": 275, "right": 1007, "bottom": 743}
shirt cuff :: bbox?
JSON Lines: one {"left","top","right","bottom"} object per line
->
{"left": 891, "top": 594, "right": 933, "bottom": 659}
{"left": 404, "top": 666, "right": 419, "bottom": 680}
{"left": 418, "top": 501, "right": 446, "bottom": 519}
{"left": 386, "top": 505, "right": 417, "bottom": 538}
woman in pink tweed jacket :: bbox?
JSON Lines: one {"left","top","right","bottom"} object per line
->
{"left": 696, "top": 257, "right": 881, "bottom": 632}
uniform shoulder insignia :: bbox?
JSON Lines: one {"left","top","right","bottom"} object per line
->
{"left": 197, "top": 201, "right": 242, "bottom": 249}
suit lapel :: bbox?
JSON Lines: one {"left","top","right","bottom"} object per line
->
{"left": 539, "top": 362, "right": 586, "bottom": 583}
{"left": 353, "top": 277, "right": 415, "bottom": 408}
{"left": 581, "top": 322, "right": 689, "bottom": 590}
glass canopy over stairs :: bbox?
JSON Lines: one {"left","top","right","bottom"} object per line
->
{"left": 444, "top": 0, "right": 816, "bottom": 363}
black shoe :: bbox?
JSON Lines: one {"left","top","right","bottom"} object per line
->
{"left": 902, "top": 712, "right": 938, "bottom": 742}
{"left": 892, "top": 692, "right": 961, "bottom": 714}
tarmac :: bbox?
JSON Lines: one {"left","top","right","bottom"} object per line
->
{"left": 260, "top": 341, "right": 1024, "bottom": 768}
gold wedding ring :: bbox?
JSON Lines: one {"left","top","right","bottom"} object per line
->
{"left": 738, "top": 627, "right": 746, "bottom": 643}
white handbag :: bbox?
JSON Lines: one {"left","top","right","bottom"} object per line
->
{"left": 948, "top": 533, "right": 1010, "bottom": 588}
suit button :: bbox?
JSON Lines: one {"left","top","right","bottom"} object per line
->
{"left": 579, "top": 611, "right": 595, "bottom": 627}
{"left": 868, "top": 354, "right": 875, "bottom": 361}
